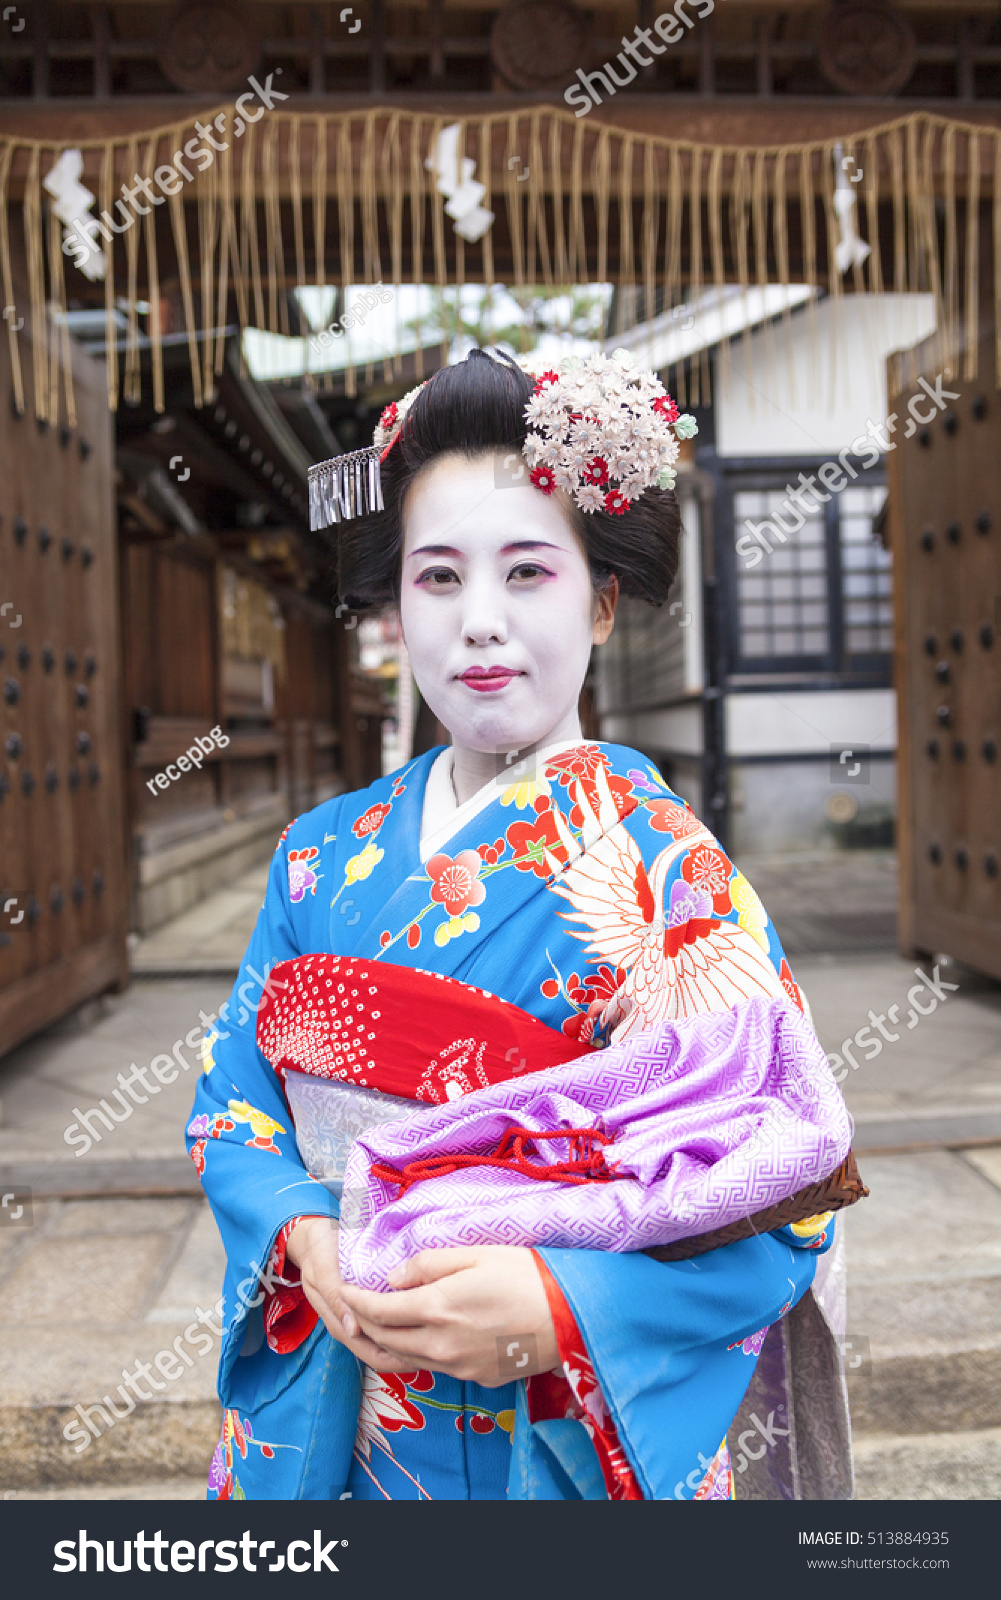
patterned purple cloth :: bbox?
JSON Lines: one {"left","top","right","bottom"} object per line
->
{"left": 338, "top": 996, "right": 850, "bottom": 1289}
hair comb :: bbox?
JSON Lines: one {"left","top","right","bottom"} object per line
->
{"left": 307, "top": 445, "right": 384, "bottom": 531}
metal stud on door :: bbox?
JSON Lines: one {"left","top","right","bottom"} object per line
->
{"left": 0, "top": 290, "right": 128, "bottom": 1057}
{"left": 888, "top": 354, "right": 1001, "bottom": 978}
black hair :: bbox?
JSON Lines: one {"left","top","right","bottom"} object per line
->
{"left": 334, "top": 348, "right": 682, "bottom": 610}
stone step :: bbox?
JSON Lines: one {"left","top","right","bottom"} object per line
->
{"left": 845, "top": 1273, "right": 1001, "bottom": 1435}
{"left": 843, "top": 1147, "right": 1001, "bottom": 1437}
{"left": 5, "top": 1478, "right": 208, "bottom": 1501}
{"left": 854, "top": 1428, "right": 1001, "bottom": 1500}
{"left": 0, "top": 1402, "right": 221, "bottom": 1489}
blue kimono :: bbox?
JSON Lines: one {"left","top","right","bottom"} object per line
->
{"left": 186, "top": 741, "right": 835, "bottom": 1501}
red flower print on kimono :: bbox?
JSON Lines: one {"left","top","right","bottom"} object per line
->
{"left": 779, "top": 957, "right": 805, "bottom": 1012}
{"left": 208, "top": 1409, "right": 293, "bottom": 1500}
{"left": 276, "top": 817, "right": 298, "bottom": 849}
{"left": 646, "top": 797, "right": 703, "bottom": 839}
{"left": 544, "top": 745, "right": 636, "bottom": 828}
{"left": 562, "top": 1009, "right": 599, "bottom": 1045}
{"left": 287, "top": 846, "right": 320, "bottom": 902}
{"left": 396, "top": 1369, "right": 435, "bottom": 1393}
{"left": 577, "top": 963, "right": 629, "bottom": 1008}
{"left": 545, "top": 743, "right": 611, "bottom": 789}
{"left": 680, "top": 843, "right": 733, "bottom": 916}
{"left": 351, "top": 1369, "right": 439, "bottom": 1499}
{"left": 506, "top": 800, "right": 572, "bottom": 879}
{"left": 456, "top": 1411, "right": 496, "bottom": 1434}
{"left": 353, "top": 1363, "right": 425, "bottom": 1452}
{"left": 189, "top": 1138, "right": 207, "bottom": 1176}
{"left": 187, "top": 1111, "right": 235, "bottom": 1141}
{"left": 476, "top": 836, "right": 506, "bottom": 865}
{"left": 567, "top": 770, "right": 634, "bottom": 828}
{"left": 352, "top": 801, "right": 392, "bottom": 839}
{"left": 556, "top": 963, "right": 629, "bottom": 1042}
{"left": 227, "top": 1098, "right": 286, "bottom": 1154}
{"left": 427, "top": 850, "right": 486, "bottom": 916}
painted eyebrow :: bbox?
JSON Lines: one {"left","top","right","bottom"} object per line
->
{"left": 406, "top": 540, "right": 563, "bottom": 560}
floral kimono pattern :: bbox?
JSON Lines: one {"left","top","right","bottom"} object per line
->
{"left": 187, "top": 741, "right": 834, "bottom": 1501}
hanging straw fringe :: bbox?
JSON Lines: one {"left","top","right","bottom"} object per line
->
{"left": 3, "top": 107, "right": 999, "bottom": 417}
{"left": 0, "top": 140, "right": 25, "bottom": 414}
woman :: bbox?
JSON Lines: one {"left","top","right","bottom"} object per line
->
{"left": 187, "top": 349, "right": 852, "bottom": 1502}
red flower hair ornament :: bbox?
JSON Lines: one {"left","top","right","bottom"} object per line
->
{"left": 518, "top": 348, "right": 698, "bottom": 514}
{"left": 306, "top": 350, "right": 697, "bottom": 536}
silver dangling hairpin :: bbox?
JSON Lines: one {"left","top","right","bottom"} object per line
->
{"left": 307, "top": 444, "right": 385, "bottom": 532}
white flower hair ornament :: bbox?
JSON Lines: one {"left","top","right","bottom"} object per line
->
{"left": 518, "top": 349, "right": 697, "bottom": 515}
{"left": 305, "top": 350, "right": 696, "bottom": 532}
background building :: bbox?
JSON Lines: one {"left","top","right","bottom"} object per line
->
{"left": 597, "top": 291, "right": 937, "bottom": 855}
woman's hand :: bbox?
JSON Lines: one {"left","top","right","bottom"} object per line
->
{"left": 284, "top": 1216, "right": 409, "bottom": 1370}
{"left": 337, "top": 1244, "right": 559, "bottom": 1387}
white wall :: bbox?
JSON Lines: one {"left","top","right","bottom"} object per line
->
{"left": 730, "top": 758, "right": 897, "bottom": 856}
{"left": 716, "top": 294, "right": 936, "bottom": 458}
{"left": 726, "top": 688, "right": 897, "bottom": 758}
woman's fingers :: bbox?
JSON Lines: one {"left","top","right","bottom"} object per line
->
{"left": 304, "top": 1283, "right": 396, "bottom": 1364}
{"left": 387, "top": 1247, "right": 480, "bottom": 1288}
{"left": 351, "top": 1317, "right": 444, "bottom": 1370}
{"left": 338, "top": 1280, "right": 437, "bottom": 1329}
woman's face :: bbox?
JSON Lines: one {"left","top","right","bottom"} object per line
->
{"left": 399, "top": 453, "right": 616, "bottom": 758}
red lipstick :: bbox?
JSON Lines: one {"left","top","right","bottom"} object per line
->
{"left": 458, "top": 666, "right": 523, "bottom": 693}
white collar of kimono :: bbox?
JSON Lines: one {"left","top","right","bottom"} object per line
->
{"left": 418, "top": 739, "right": 587, "bottom": 865}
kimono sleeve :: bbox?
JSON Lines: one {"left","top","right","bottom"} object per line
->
{"left": 185, "top": 822, "right": 340, "bottom": 1367}
{"left": 523, "top": 769, "right": 837, "bottom": 1498}
{"left": 533, "top": 1225, "right": 831, "bottom": 1501}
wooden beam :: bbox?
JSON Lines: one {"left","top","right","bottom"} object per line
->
{"left": 309, "top": 2, "right": 325, "bottom": 97}
{"left": 755, "top": 15, "right": 772, "bottom": 99}
{"left": 370, "top": 0, "right": 387, "bottom": 93}
{"left": 957, "top": 15, "right": 975, "bottom": 101}
{"left": 3, "top": 98, "right": 998, "bottom": 154}
{"left": 90, "top": 4, "right": 111, "bottom": 101}
{"left": 428, "top": 0, "right": 445, "bottom": 81}
{"left": 33, "top": 0, "right": 50, "bottom": 99}
{"left": 699, "top": 10, "right": 714, "bottom": 97}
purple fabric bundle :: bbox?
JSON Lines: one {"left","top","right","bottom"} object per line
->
{"left": 338, "top": 996, "right": 851, "bottom": 1289}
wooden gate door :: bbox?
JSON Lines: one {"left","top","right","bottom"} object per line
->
{"left": 888, "top": 336, "right": 1001, "bottom": 979}
{"left": 0, "top": 303, "right": 128, "bottom": 1055}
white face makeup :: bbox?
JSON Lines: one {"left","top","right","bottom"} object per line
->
{"left": 399, "top": 453, "right": 616, "bottom": 803}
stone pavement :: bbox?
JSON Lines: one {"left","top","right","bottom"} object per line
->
{"left": 128, "top": 859, "right": 269, "bottom": 978}
{"left": 0, "top": 848, "right": 999, "bottom": 1500}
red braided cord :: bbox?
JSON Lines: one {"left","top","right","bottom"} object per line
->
{"left": 370, "top": 1125, "right": 619, "bottom": 1197}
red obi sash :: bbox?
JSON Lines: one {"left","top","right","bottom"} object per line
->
{"left": 256, "top": 954, "right": 594, "bottom": 1101}
{"left": 256, "top": 953, "right": 643, "bottom": 1501}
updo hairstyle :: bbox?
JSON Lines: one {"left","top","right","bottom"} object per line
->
{"left": 334, "top": 349, "right": 682, "bottom": 611}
